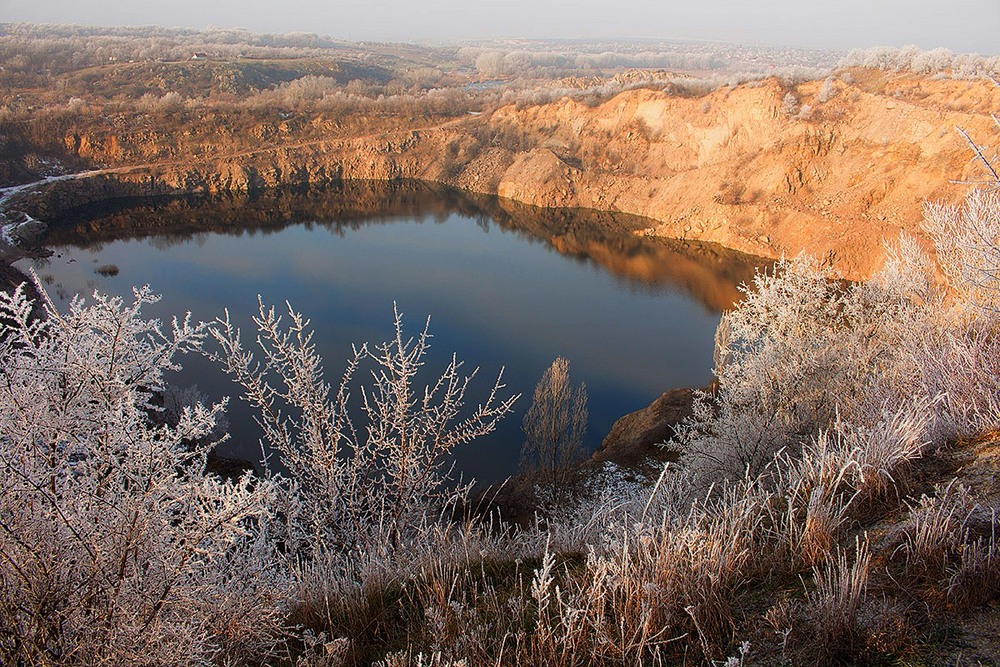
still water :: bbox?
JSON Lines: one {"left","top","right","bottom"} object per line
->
{"left": 20, "top": 181, "right": 764, "bottom": 484}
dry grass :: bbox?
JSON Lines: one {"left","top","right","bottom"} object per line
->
{"left": 805, "top": 538, "right": 872, "bottom": 664}
{"left": 898, "top": 481, "right": 1000, "bottom": 609}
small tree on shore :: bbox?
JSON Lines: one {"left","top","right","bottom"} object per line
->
{"left": 520, "top": 357, "right": 588, "bottom": 491}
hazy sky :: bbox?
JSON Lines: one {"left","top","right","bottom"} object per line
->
{"left": 5, "top": 0, "right": 998, "bottom": 54}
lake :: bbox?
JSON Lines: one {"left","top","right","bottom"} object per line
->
{"left": 19, "top": 180, "right": 764, "bottom": 484}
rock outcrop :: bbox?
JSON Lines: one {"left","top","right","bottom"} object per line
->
{"left": 593, "top": 387, "right": 696, "bottom": 467}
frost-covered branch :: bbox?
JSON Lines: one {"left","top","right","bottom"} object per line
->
{"left": 0, "top": 276, "right": 285, "bottom": 666}
{"left": 210, "top": 299, "right": 518, "bottom": 556}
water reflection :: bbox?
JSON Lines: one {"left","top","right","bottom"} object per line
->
{"left": 29, "top": 180, "right": 768, "bottom": 484}
{"left": 45, "top": 180, "right": 762, "bottom": 311}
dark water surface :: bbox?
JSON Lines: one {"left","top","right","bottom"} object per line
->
{"left": 19, "top": 181, "right": 765, "bottom": 484}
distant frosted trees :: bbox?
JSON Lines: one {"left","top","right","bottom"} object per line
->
{"left": 838, "top": 45, "right": 1000, "bottom": 77}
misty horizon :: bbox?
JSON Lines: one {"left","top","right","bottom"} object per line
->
{"left": 4, "top": 0, "right": 997, "bottom": 56}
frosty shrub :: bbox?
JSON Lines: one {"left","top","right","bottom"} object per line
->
{"left": 0, "top": 280, "right": 286, "bottom": 665}
{"left": 781, "top": 92, "right": 799, "bottom": 116}
{"left": 674, "top": 233, "right": 959, "bottom": 481}
{"left": 210, "top": 300, "right": 518, "bottom": 560}
{"left": 136, "top": 90, "right": 185, "bottom": 114}
{"left": 674, "top": 256, "right": 854, "bottom": 479}
{"left": 817, "top": 77, "right": 836, "bottom": 103}
{"left": 924, "top": 188, "right": 1000, "bottom": 314}
{"left": 920, "top": 185, "right": 1000, "bottom": 434}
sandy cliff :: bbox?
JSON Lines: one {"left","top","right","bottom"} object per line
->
{"left": 9, "top": 69, "right": 998, "bottom": 280}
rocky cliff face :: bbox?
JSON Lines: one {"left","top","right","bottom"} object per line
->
{"left": 10, "top": 70, "right": 998, "bottom": 280}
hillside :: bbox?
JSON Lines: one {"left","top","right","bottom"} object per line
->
{"left": 478, "top": 70, "right": 1000, "bottom": 278}
{"left": 4, "top": 68, "right": 997, "bottom": 279}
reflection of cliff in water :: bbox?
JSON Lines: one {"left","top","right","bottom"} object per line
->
{"left": 43, "top": 180, "right": 769, "bottom": 312}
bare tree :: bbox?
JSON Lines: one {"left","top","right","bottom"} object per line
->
{"left": 923, "top": 126, "right": 1000, "bottom": 314}
{"left": 520, "top": 357, "right": 588, "bottom": 490}
{"left": 210, "top": 300, "right": 518, "bottom": 555}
